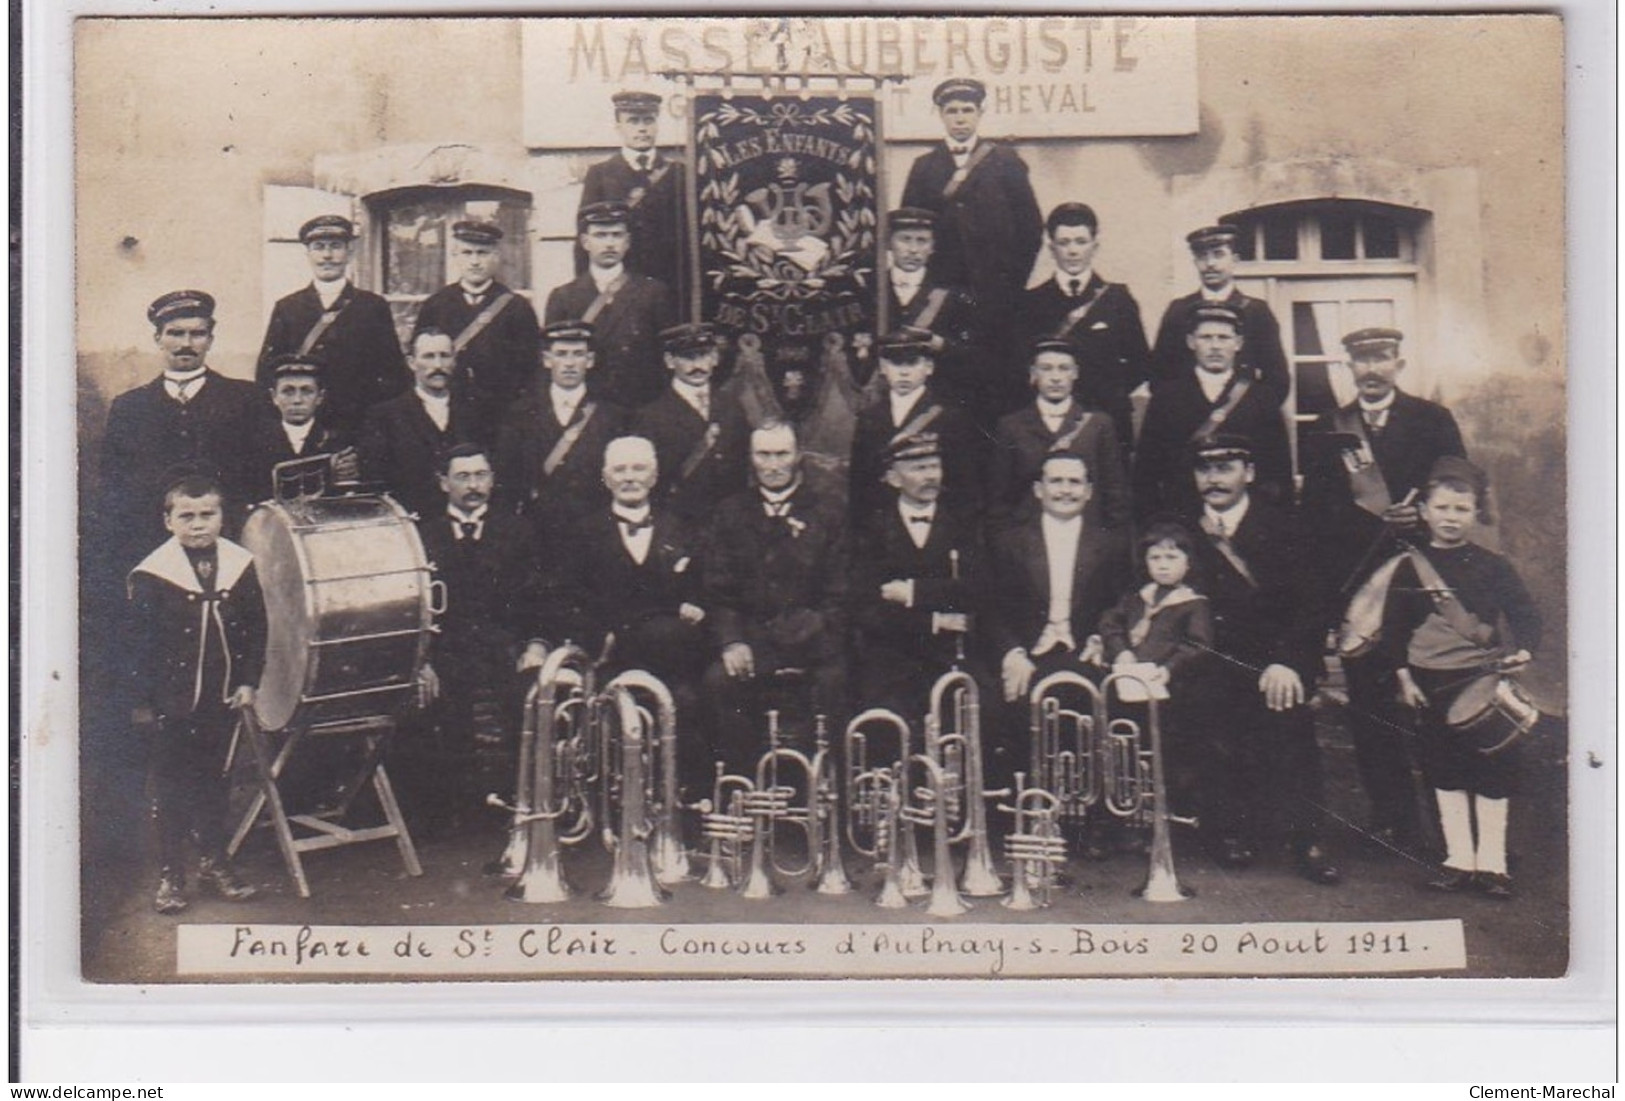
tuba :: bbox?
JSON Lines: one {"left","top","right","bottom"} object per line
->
{"left": 600, "top": 669, "right": 690, "bottom": 885}
{"left": 843, "top": 708, "right": 926, "bottom": 899}
{"left": 923, "top": 671, "right": 1005, "bottom": 897}
{"left": 487, "top": 643, "right": 598, "bottom": 903}
{"left": 595, "top": 681, "right": 669, "bottom": 908}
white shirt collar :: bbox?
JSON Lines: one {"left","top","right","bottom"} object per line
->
{"left": 1199, "top": 284, "right": 1234, "bottom": 303}
{"left": 612, "top": 503, "right": 651, "bottom": 524}
{"left": 1036, "top": 396, "right": 1073, "bottom": 419}
{"left": 448, "top": 503, "right": 489, "bottom": 525}
{"left": 1204, "top": 494, "right": 1251, "bottom": 534}
{"left": 1041, "top": 511, "right": 1083, "bottom": 534}
{"left": 673, "top": 377, "right": 711, "bottom": 414}
{"left": 1195, "top": 367, "right": 1234, "bottom": 402}
{"left": 417, "top": 386, "right": 450, "bottom": 406}
{"left": 282, "top": 420, "right": 315, "bottom": 449}
{"left": 889, "top": 388, "right": 926, "bottom": 425}
{"left": 460, "top": 278, "right": 494, "bottom": 298}
{"left": 947, "top": 136, "right": 979, "bottom": 158}
{"left": 551, "top": 382, "right": 585, "bottom": 412}
{"left": 621, "top": 147, "right": 658, "bottom": 171}
{"left": 590, "top": 264, "right": 626, "bottom": 293}
{"left": 163, "top": 366, "right": 207, "bottom": 385}
{"left": 760, "top": 480, "right": 800, "bottom": 506}
{"left": 314, "top": 277, "right": 348, "bottom": 309}
{"left": 1358, "top": 390, "right": 1398, "bottom": 413}
{"left": 1055, "top": 269, "right": 1094, "bottom": 294}
{"left": 891, "top": 266, "right": 924, "bottom": 289}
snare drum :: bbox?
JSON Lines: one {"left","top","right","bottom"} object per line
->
{"left": 243, "top": 492, "right": 439, "bottom": 732}
{"left": 1445, "top": 675, "right": 1540, "bottom": 756}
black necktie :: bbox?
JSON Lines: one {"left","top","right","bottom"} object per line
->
{"left": 637, "top": 153, "right": 651, "bottom": 172}
{"left": 458, "top": 521, "right": 478, "bottom": 541}
{"left": 1069, "top": 278, "right": 1083, "bottom": 298}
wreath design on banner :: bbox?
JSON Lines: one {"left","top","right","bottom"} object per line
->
{"left": 696, "top": 98, "right": 878, "bottom": 301}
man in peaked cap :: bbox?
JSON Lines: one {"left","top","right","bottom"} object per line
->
{"left": 1177, "top": 431, "right": 1341, "bottom": 885}
{"left": 901, "top": 78, "right": 1043, "bottom": 373}
{"left": 577, "top": 90, "right": 690, "bottom": 304}
{"left": 1149, "top": 223, "right": 1289, "bottom": 395}
{"left": 240, "top": 353, "right": 359, "bottom": 511}
{"left": 1133, "top": 302, "right": 1293, "bottom": 521}
{"left": 413, "top": 219, "right": 541, "bottom": 443}
{"left": 1299, "top": 326, "right": 1466, "bottom": 851}
{"left": 545, "top": 201, "right": 676, "bottom": 409}
{"left": 256, "top": 214, "right": 409, "bottom": 434}
{"left": 97, "top": 290, "right": 262, "bottom": 570}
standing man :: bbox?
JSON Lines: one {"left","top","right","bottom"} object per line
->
{"left": 413, "top": 220, "right": 540, "bottom": 441}
{"left": 1301, "top": 327, "right": 1466, "bottom": 850}
{"left": 630, "top": 322, "right": 751, "bottom": 528}
{"left": 1150, "top": 224, "right": 1288, "bottom": 395}
{"left": 1179, "top": 434, "right": 1340, "bottom": 884}
{"left": 987, "top": 339, "right": 1130, "bottom": 534}
{"left": 413, "top": 443, "right": 550, "bottom": 833}
{"left": 989, "top": 451, "right": 1127, "bottom": 794}
{"left": 98, "top": 290, "right": 262, "bottom": 567}
{"left": 577, "top": 90, "right": 688, "bottom": 305}
{"left": 850, "top": 432, "right": 987, "bottom": 720}
{"left": 256, "top": 215, "right": 409, "bottom": 434}
{"left": 1134, "top": 304, "right": 1293, "bottom": 521}
{"left": 495, "top": 320, "right": 627, "bottom": 545}
{"left": 701, "top": 422, "right": 849, "bottom": 772}
{"left": 546, "top": 201, "right": 676, "bottom": 409}
{"left": 359, "top": 328, "right": 476, "bottom": 518}
{"left": 901, "top": 78, "right": 1042, "bottom": 372}
{"left": 869, "top": 207, "right": 979, "bottom": 409}
{"left": 241, "top": 354, "right": 358, "bottom": 507}
{"left": 1016, "top": 202, "right": 1150, "bottom": 449}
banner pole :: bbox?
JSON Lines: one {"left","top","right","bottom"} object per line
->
{"left": 682, "top": 73, "right": 703, "bottom": 323}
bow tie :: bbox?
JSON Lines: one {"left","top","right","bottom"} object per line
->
{"left": 949, "top": 144, "right": 970, "bottom": 156}
{"left": 905, "top": 513, "right": 934, "bottom": 525}
{"left": 617, "top": 514, "right": 653, "bottom": 535}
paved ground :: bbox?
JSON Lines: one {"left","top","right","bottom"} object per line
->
{"left": 80, "top": 698, "right": 1571, "bottom": 985}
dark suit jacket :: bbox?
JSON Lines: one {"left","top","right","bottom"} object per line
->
{"left": 358, "top": 391, "right": 477, "bottom": 518}
{"left": 988, "top": 517, "right": 1127, "bottom": 660}
{"left": 703, "top": 484, "right": 849, "bottom": 657}
{"left": 417, "top": 508, "right": 547, "bottom": 674}
{"left": 494, "top": 389, "right": 627, "bottom": 538}
{"left": 901, "top": 142, "right": 1042, "bottom": 324}
{"left": 97, "top": 370, "right": 264, "bottom": 563}
{"left": 1299, "top": 390, "right": 1466, "bottom": 596}
{"left": 544, "top": 271, "right": 676, "bottom": 408}
{"left": 629, "top": 386, "right": 751, "bottom": 527}
{"left": 1150, "top": 288, "right": 1289, "bottom": 397}
{"left": 987, "top": 403, "right": 1130, "bottom": 532}
{"left": 1133, "top": 369, "right": 1293, "bottom": 521}
{"left": 1017, "top": 274, "right": 1150, "bottom": 442}
{"left": 240, "top": 416, "right": 353, "bottom": 508}
{"left": 578, "top": 153, "right": 689, "bottom": 301}
{"left": 877, "top": 276, "right": 981, "bottom": 402}
{"left": 559, "top": 507, "right": 705, "bottom": 667}
{"left": 1180, "top": 498, "right": 1327, "bottom": 683}
{"left": 256, "top": 282, "right": 409, "bottom": 431}
{"left": 850, "top": 495, "right": 986, "bottom": 672}
{"left": 413, "top": 281, "right": 541, "bottom": 440}
{"left": 848, "top": 387, "right": 982, "bottom": 523}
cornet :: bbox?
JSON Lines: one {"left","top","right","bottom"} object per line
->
{"left": 689, "top": 762, "right": 757, "bottom": 890}
{"left": 997, "top": 772, "right": 1066, "bottom": 910}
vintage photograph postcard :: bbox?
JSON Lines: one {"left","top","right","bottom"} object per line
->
{"left": 62, "top": 12, "right": 1578, "bottom": 989}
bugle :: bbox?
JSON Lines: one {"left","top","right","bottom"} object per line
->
{"left": 843, "top": 708, "right": 926, "bottom": 899}
{"left": 923, "top": 671, "right": 1004, "bottom": 897}
{"left": 738, "top": 710, "right": 820, "bottom": 900}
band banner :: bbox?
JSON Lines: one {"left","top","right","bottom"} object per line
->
{"left": 694, "top": 92, "right": 878, "bottom": 429}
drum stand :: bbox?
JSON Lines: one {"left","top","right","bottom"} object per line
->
{"left": 228, "top": 707, "right": 422, "bottom": 898}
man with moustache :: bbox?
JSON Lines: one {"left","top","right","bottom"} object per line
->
{"left": 630, "top": 322, "right": 751, "bottom": 528}
{"left": 577, "top": 91, "right": 688, "bottom": 303}
{"left": 412, "top": 443, "right": 550, "bottom": 833}
{"left": 413, "top": 220, "right": 541, "bottom": 440}
{"left": 1301, "top": 327, "right": 1466, "bottom": 850}
{"left": 702, "top": 422, "right": 849, "bottom": 771}
{"left": 1150, "top": 224, "right": 1288, "bottom": 396}
{"left": 901, "top": 78, "right": 1042, "bottom": 368}
{"left": 495, "top": 320, "right": 627, "bottom": 544}
{"left": 1016, "top": 202, "right": 1150, "bottom": 450}
{"left": 256, "top": 215, "right": 409, "bottom": 433}
{"left": 359, "top": 328, "right": 476, "bottom": 518}
{"left": 1180, "top": 434, "right": 1340, "bottom": 884}
{"left": 546, "top": 201, "right": 676, "bottom": 409}
{"left": 849, "top": 431, "right": 987, "bottom": 721}
{"left": 1134, "top": 304, "right": 1293, "bottom": 521}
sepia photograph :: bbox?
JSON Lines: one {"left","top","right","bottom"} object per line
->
{"left": 52, "top": 8, "right": 1586, "bottom": 1001}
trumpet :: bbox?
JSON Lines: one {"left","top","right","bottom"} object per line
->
{"left": 997, "top": 772, "right": 1066, "bottom": 911}
{"left": 923, "top": 671, "right": 1005, "bottom": 897}
{"left": 1100, "top": 669, "right": 1195, "bottom": 903}
{"left": 601, "top": 669, "right": 689, "bottom": 885}
{"left": 595, "top": 681, "right": 669, "bottom": 908}
{"left": 689, "top": 762, "right": 757, "bottom": 890}
{"left": 843, "top": 708, "right": 926, "bottom": 899}
{"left": 487, "top": 643, "right": 597, "bottom": 903}
{"left": 738, "top": 710, "right": 821, "bottom": 900}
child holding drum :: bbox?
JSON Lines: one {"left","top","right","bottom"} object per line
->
{"left": 1378, "top": 457, "right": 1541, "bottom": 899}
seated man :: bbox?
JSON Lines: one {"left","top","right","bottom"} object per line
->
{"left": 701, "top": 422, "right": 849, "bottom": 772}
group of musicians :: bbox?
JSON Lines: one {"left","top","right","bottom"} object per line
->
{"left": 97, "top": 78, "right": 1543, "bottom": 913}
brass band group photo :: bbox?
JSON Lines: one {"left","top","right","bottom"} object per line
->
{"left": 85, "top": 74, "right": 1550, "bottom": 935}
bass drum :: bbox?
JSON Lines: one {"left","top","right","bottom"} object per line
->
{"left": 1446, "top": 675, "right": 1541, "bottom": 756}
{"left": 243, "top": 492, "right": 437, "bottom": 732}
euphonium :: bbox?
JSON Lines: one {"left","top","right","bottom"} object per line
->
{"left": 899, "top": 751, "right": 970, "bottom": 917}
{"left": 600, "top": 669, "right": 689, "bottom": 884}
{"left": 596, "top": 682, "right": 669, "bottom": 908}
{"left": 738, "top": 710, "right": 820, "bottom": 899}
{"left": 689, "top": 762, "right": 756, "bottom": 890}
{"left": 997, "top": 772, "right": 1066, "bottom": 911}
{"left": 1101, "top": 669, "right": 1195, "bottom": 903}
{"left": 487, "top": 643, "right": 596, "bottom": 903}
{"left": 843, "top": 708, "right": 926, "bottom": 898}
{"left": 924, "top": 670, "right": 1004, "bottom": 897}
